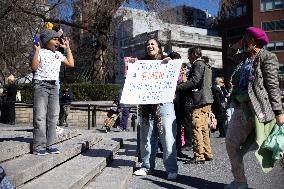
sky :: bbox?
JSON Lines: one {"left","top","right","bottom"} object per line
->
{"left": 170, "top": 0, "right": 220, "bottom": 16}
{"left": 54, "top": 0, "right": 221, "bottom": 22}
{"left": 123, "top": 0, "right": 221, "bottom": 16}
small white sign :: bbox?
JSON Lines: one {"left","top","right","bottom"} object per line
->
{"left": 120, "top": 59, "right": 182, "bottom": 104}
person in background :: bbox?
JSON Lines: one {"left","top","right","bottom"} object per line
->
{"left": 225, "top": 27, "right": 284, "bottom": 189}
{"left": 168, "top": 51, "right": 191, "bottom": 158}
{"left": 59, "top": 87, "right": 74, "bottom": 127}
{"left": 211, "top": 77, "right": 227, "bottom": 137}
{"left": 177, "top": 47, "right": 213, "bottom": 164}
{"left": 31, "top": 28, "right": 74, "bottom": 156}
{"left": 115, "top": 88, "right": 130, "bottom": 131}
{"left": 0, "top": 75, "right": 17, "bottom": 125}
{"left": 224, "top": 79, "right": 234, "bottom": 132}
{"left": 133, "top": 38, "right": 178, "bottom": 180}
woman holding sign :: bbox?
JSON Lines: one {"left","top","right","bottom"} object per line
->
{"left": 133, "top": 38, "right": 178, "bottom": 180}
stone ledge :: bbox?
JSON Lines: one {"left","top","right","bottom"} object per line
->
{"left": 18, "top": 138, "right": 122, "bottom": 189}
{"left": 2, "top": 133, "right": 102, "bottom": 187}
{"left": 84, "top": 136, "right": 138, "bottom": 189}
{"left": 0, "top": 128, "right": 82, "bottom": 163}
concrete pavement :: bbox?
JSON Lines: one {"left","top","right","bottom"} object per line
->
{"left": 128, "top": 132, "right": 284, "bottom": 189}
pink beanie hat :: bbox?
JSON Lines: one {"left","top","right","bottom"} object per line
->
{"left": 245, "top": 27, "right": 269, "bottom": 46}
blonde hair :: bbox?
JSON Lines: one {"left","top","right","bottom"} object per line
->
{"left": 215, "top": 77, "right": 223, "bottom": 85}
{"left": 7, "top": 74, "right": 15, "bottom": 84}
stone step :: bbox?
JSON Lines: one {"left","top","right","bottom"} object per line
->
{"left": 2, "top": 133, "right": 102, "bottom": 187}
{"left": 0, "top": 127, "right": 82, "bottom": 163}
{"left": 83, "top": 138, "right": 138, "bottom": 189}
{"left": 18, "top": 138, "right": 122, "bottom": 189}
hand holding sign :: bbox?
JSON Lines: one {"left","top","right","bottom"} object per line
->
{"left": 120, "top": 59, "right": 182, "bottom": 104}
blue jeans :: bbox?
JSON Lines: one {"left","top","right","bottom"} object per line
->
{"left": 139, "top": 102, "right": 178, "bottom": 173}
{"left": 32, "top": 80, "right": 59, "bottom": 151}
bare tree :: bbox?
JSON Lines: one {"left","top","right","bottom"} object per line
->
{"left": 0, "top": 0, "right": 58, "bottom": 84}
{"left": 218, "top": 0, "right": 244, "bottom": 18}
{"left": 0, "top": 0, "right": 221, "bottom": 84}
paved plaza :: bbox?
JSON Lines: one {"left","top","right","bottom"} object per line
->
{"left": 128, "top": 132, "right": 284, "bottom": 189}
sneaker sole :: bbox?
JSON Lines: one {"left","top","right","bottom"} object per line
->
{"left": 49, "top": 151, "right": 60, "bottom": 154}
{"left": 35, "top": 153, "right": 49, "bottom": 156}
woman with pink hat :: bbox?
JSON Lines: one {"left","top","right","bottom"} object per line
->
{"left": 225, "top": 27, "right": 284, "bottom": 189}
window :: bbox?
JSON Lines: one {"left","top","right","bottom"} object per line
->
{"left": 227, "top": 4, "right": 247, "bottom": 18}
{"left": 243, "top": 5, "right": 247, "bottom": 13}
{"left": 262, "top": 22, "right": 272, "bottom": 30}
{"left": 261, "top": 0, "right": 284, "bottom": 11}
{"left": 236, "top": 6, "right": 243, "bottom": 16}
{"left": 276, "top": 20, "right": 284, "bottom": 30}
{"left": 275, "top": 0, "right": 284, "bottom": 8}
{"left": 266, "top": 0, "right": 274, "bottom": 10}
{"left": 276, "top": 41, "right": 284, "bottom": 50}
{"left": 266, "top": 41, "right": 284, "bottom": 51}
{"left": 262, "top": 20, "right": 284, "bottom": 31}
{"left": 267, "top": 42, "right": 275, "bottom": 51}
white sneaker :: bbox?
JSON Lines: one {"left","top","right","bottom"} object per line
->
{"left": 133, "top": 169, "right": 147, "bottom": 176}
{"left": 56, "top": 126, "right": 64, "bottom": 134}
{"left": 167, "top": 172, "right": 178, "bottom": 180}
{"left": 224, "top": 181, "right": 248, "bottom": 189}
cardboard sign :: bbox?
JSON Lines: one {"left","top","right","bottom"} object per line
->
{"left": 120, "top": 59, "right": 182, "bottom": 104}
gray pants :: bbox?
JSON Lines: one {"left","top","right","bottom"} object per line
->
{"left": 32, "top": 80, "right": 59, "bottom": 151}
{"left": 59, "top": 105, "right": 70, "bottom": 126}
{"left": 225, "top": 108, "right": 254, "bottom": 182}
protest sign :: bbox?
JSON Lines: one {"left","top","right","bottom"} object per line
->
{"left": 120, "top": 59, "right": 182, "bottom": 104}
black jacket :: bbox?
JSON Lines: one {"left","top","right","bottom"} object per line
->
{"left": 60, "top": 90, "right": 74, "bottom": 105}
{"left": 211, "top": 85, "right": 227, "bottom": 121}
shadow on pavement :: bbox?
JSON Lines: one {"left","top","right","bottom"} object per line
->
{"left": 148, "top": 169, "right": 226, "bottom": 189}
{"left": 0, "top": 137, "right": 32, "bottom": 143}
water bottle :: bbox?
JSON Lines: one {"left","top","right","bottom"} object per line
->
{"left": 33, "top": 35, "right": 39, "bottom": 46}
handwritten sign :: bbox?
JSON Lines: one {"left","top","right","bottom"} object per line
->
{"left": 120, "top": 59, "right": 182, "bottom": 104}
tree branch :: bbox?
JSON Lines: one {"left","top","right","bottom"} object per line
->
{"left": 14, "top": 2, "right": 95, "bottom": 34}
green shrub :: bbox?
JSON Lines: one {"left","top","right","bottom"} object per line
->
{"left": 16, "top": 83, "right": 121, "bottom": 102}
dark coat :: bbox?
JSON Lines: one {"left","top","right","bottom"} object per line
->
{"left": 1, "top": 84, "right": 17, "bottom": 124}
{"left": 60, "top": 90, "right": 74, "bottom": 105}
{"left": 211, "top": 85, "right": 227, "bottom": 121}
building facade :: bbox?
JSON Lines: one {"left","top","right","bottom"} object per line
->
{"left": 160, "top": 5, "right": 211, "bottom": 29}
{"left": 114, "top": 7, "right": 222, "bottom": 83}
{"left": 218, "top": 0, "right": 284, "bottom": 86}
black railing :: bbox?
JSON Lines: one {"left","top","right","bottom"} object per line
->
{"left": 4, "top": 101, "right": 137, "bottom": 130}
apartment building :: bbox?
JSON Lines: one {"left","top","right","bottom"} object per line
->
{"left": 114, "top": 7, "right": 222, "bottom": 83}
{"left": 218, "top": 0, "right": 284, "bottom": 86}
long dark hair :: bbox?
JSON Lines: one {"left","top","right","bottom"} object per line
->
{"left": 143, "top": 38, "right": 164, "bottom": 60}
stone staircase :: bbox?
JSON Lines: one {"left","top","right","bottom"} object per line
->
{"left": 0, "top": 124, "right": 138, "bottom": 189}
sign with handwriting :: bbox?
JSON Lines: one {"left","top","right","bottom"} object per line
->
{"left": 120, "top": 59, "right": 182, "bottom": 104}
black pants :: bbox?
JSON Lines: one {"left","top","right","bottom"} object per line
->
{"left": 1, "top": 102, "right": 15, "bottom": 124}
{"left": 217, "top": 119, "right": 226, "bottom": 137}
{"left": 182, "top": 105, "right": 192, "bottom": 147}
{"left": 175, "top": 99, "right": 192, "bottom": 152}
